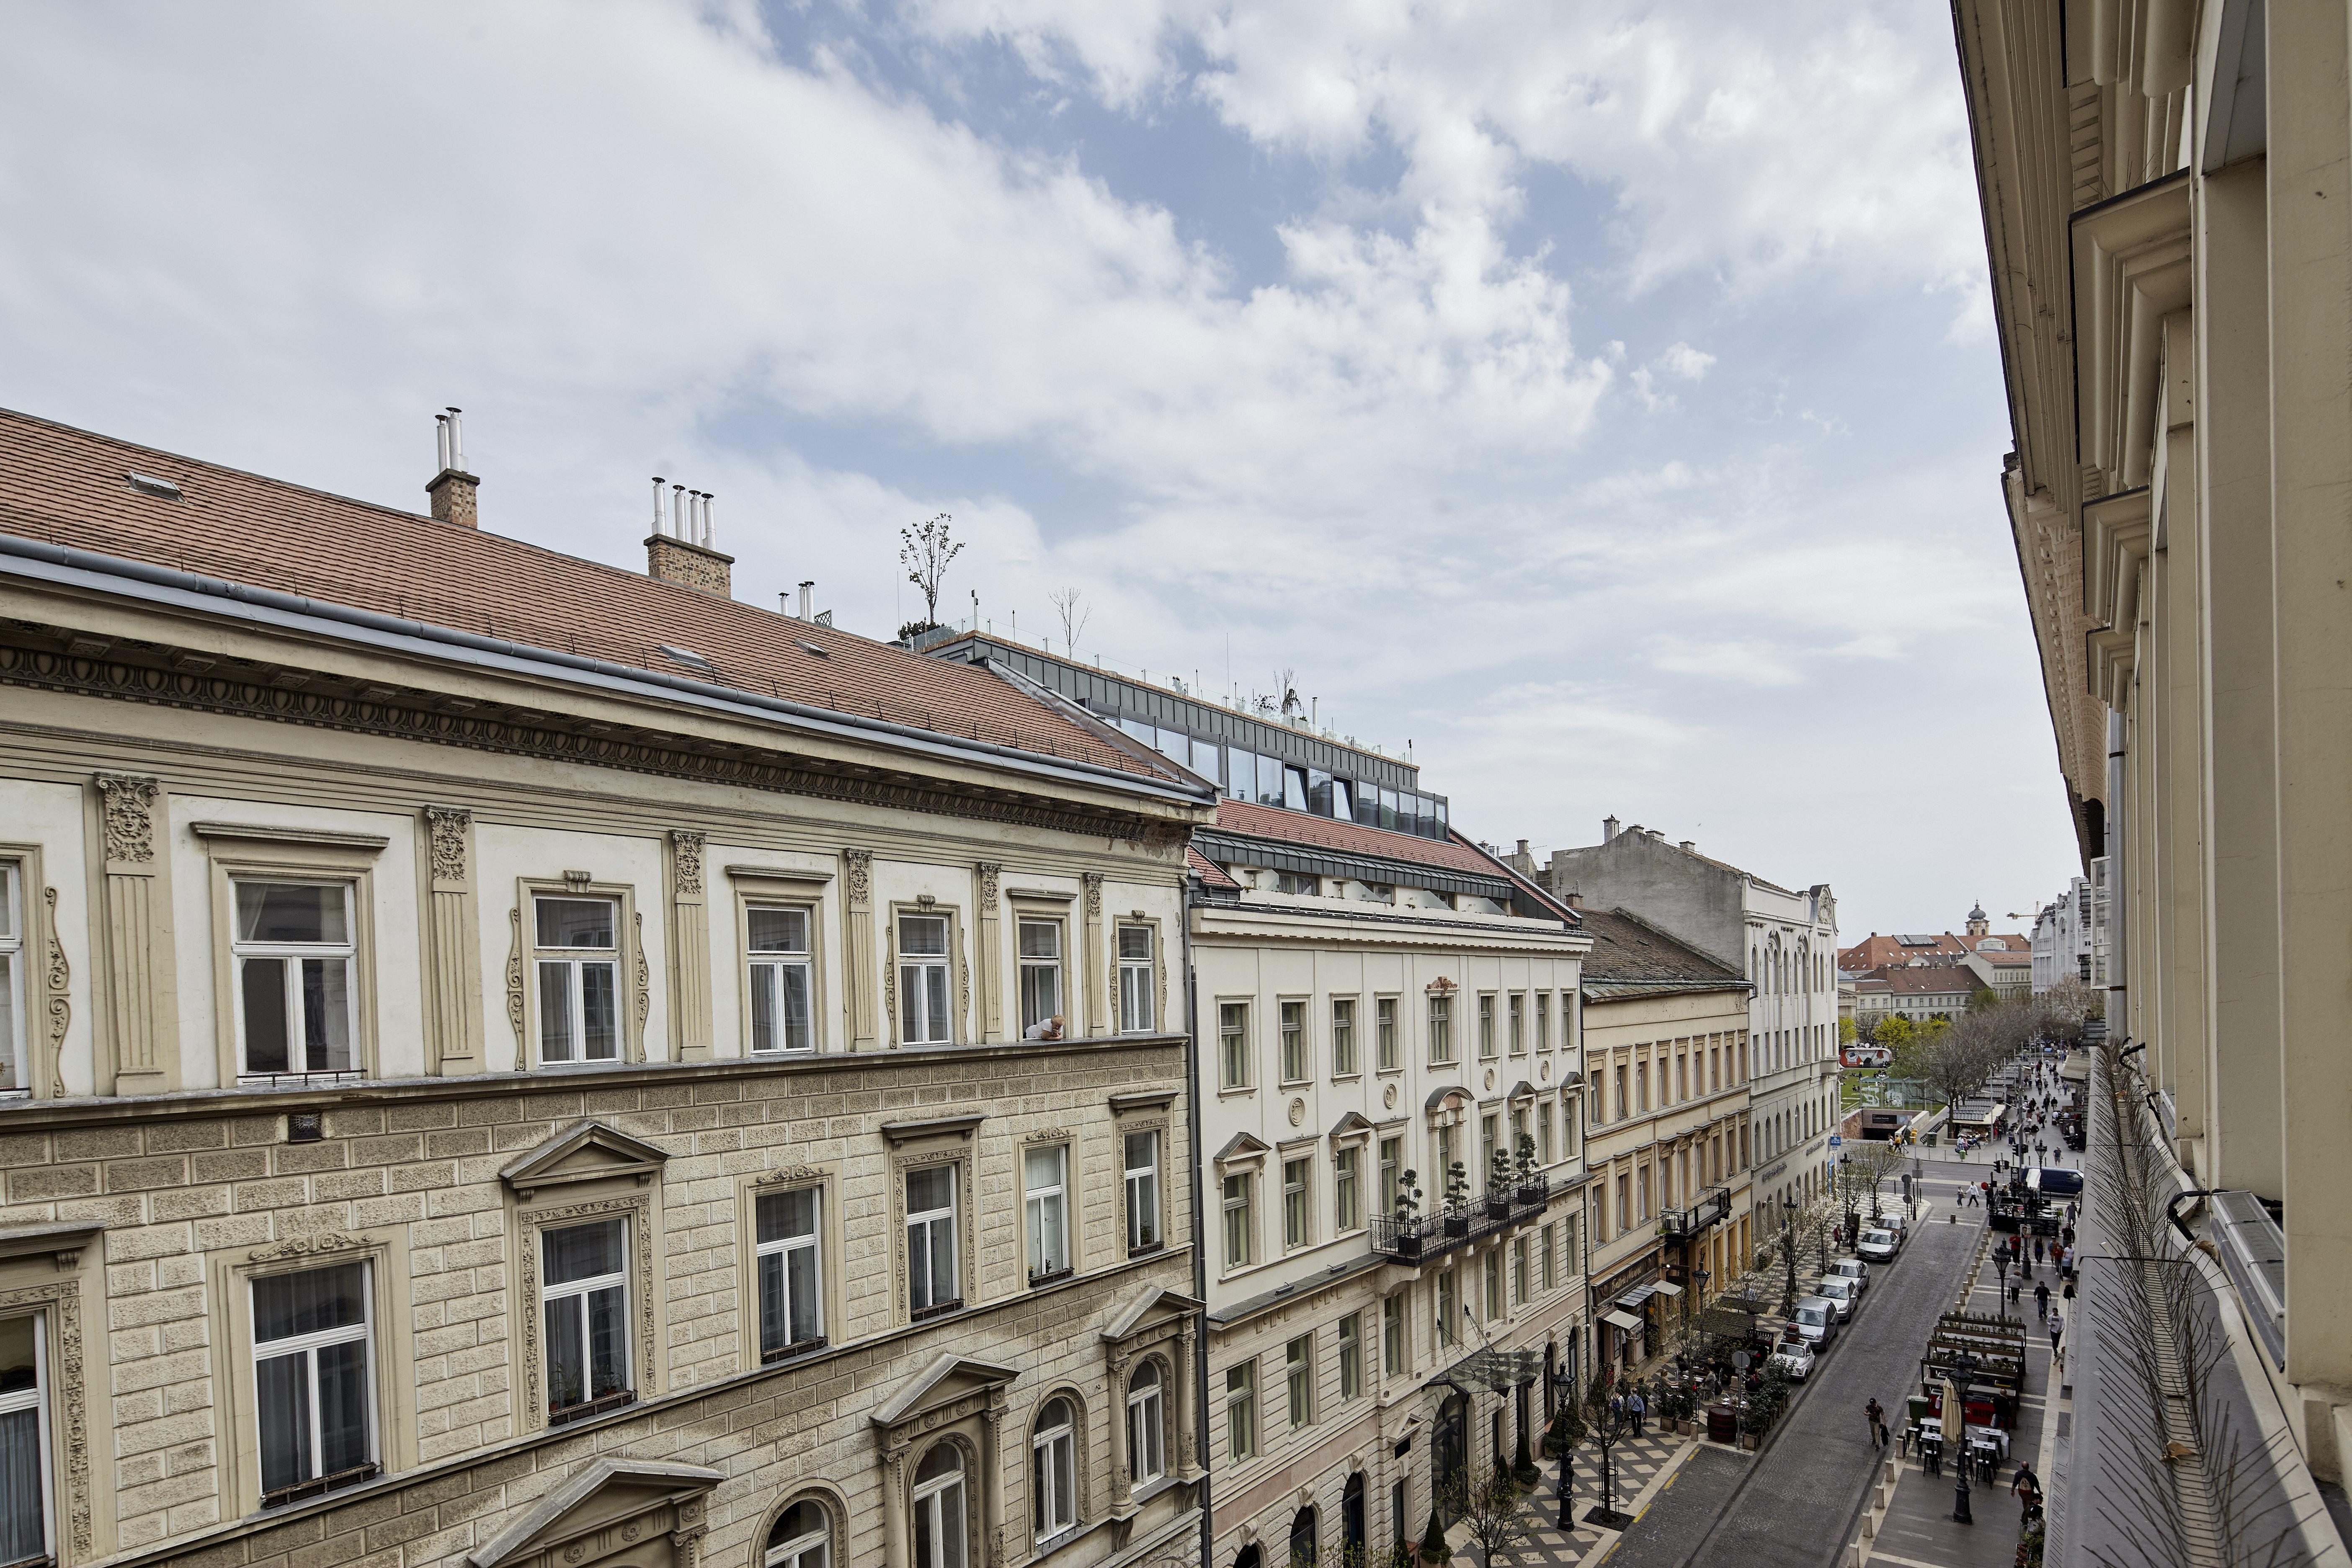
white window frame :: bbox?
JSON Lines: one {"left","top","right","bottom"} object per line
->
{"left": 1333, "top": 1146, "right": 1360, "bottom": 1233}
{"left": 746, "top": 904, "right": 815, "bottom": 1055}
{"left": 754, "top": 1188, "right": 824, "bottom": 1362}
{"left": 1222, "top": 1172, "right": 1253, "bottom": 1270}
{"left": 1024, "top": 1145, "right": 1070, "bottom": 1283}
{"left": 540, "top": 1220, "right": 632, "bottom": 1419}
{"left": 1218, "top": 1003, "right": 1250, "bottom": 1089}
{"left": 1127, "top": 1362, "right": 1166, "bottom": 1491}
{"left": 1337, "top": 1311, "right": 1361, "bottom": 1400}
{"left": 1382, "top": 1294, "right": 1405, "bottom": 1376}
{"left": 0, "top": 865, "right": 23, "bottom": 1097}
{"left": 1279, "top": 1000, "right": 1308, "bottom": 1083}
{"left": 1375, "top": 996, "right": 1398, "bottom": 1070}
{"left": 1427, "top": 995, "right": 1453, "bottom": 1063}
{"left": 1117, "top": 926, "right": 1155, "bottom": 1033}
{"left": 1282, "top": 1157, "right": 1310, "bottom": 1250}
{"left": 533, "top": 894, "right": 622, "bottom": 1065}
{"left": 912, "top": 1446, "right": 967, "bottom": 1568}
{"left": 1032, "top": 1398, "right": 1077, "bottom": 1543}
{"left": 232, "top": 879, "right": 360, "bottom": 1081}
{"left": 1225, "top": 1361, "right": 1256, "bottom": 1461}
{"left": 251, "top": 1262, "right": 377, "bottom": 1506}
{"left": 906, "top": 1166, "right": 962, "bottom": 1318}
{"left": 0, "top": 1312, "right": 52, "bottom": 1560}
{"left": 1124, "top": 1131, "right": 1161, "bottom": 1254}
{"left": 767, "top": 1501, "right": 831, "bottom": 1568}
{"left": 1284, "top": 1334, "right": 1313, "bottom": 1427}
{"left": 898, "top": 915, "right": 954, "bottom": 1045}
{"left": 1016, "top": 919, "right": 1063, "bottom": 1035}
{"left": 1331, "top": 997, "right": 1357, "bottom": 1076}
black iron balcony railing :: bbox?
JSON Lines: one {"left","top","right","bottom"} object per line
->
{"left": 1655, "top": 1187, "right": 1732, "bottom": 1243}
{"left": 1369, "top": 1174, "right": 1568, "bottom": 1264}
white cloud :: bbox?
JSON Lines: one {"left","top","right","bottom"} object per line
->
{"left": 1657, "top": 341, "right": 1716, "bottom": 381}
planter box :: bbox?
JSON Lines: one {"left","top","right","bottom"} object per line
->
{"left": 1444, "top": 1213, "right": 1469, "bottom": 1237}
{"left": 1395, "top": 1232, "right": 1422, "bottom": 1261}
{"left": 1485, "top": 1197, "right": 1511, "bottom": 1221}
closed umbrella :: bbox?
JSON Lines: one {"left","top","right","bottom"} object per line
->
{"left": 1941, "top": 1377, "right": 1964, "bottom": 1445}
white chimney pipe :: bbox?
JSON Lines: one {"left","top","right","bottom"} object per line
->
{"left": 445, "top": 408, "right": 465, "bottom": 471}
{"left": 671, "top": 484, "right": 685, "bottom": 539}
{"left": 651, "top": 477, "right": 666, "bottom": 535}
{"left": 435, "top": 415, "right": 450, "bottom": 473}
{"left": 798, "top": 580, "right": 814, "bottom": 619}
{"left": 700, "top": 493, "right": 714, "bottom": 547}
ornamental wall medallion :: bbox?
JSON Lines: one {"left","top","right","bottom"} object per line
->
{"left": 669, "top": 829, "right": 705, "bottom": 896}
{"left": 425, "top": 805, "right": 472, "bottom": 883}
{"left": 93, "top": 772, "right": 157, "bottom": 863}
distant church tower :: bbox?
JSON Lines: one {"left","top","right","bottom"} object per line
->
{"left": 1966, "top": 901, "right": 1990, "bottom": 938}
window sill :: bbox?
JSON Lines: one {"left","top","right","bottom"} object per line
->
{"left": 910, "top": 1298, "right": 966, "bottom": 1324}
{"left": 761, "top": 1336, "right": 828, "bottom": 1365}
{"left": 1027, "top": 1267, "right": 1073, "bottom": 1289}
{"left": 261, "top": 1462, "right": 379, "bottom": 1510}
{"left": 1330, "top": 1073, "right": 1363, "bottom": 1085}
{"left": 1127, "top": 1241, "right": 1166, "bottom": 1260}
{"left": 1217, "top": 1085, "right": 1256, "bottom": 1097}
{"left": 238, "top": 1070, "right": 366, "bottom": 1089}
{"left": 549, "top": 1390, "right": 636, "bottom": 1426}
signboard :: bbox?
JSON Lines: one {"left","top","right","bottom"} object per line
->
{"left": 1828, "top": 1136, "right": 1843, "bottom": 1148}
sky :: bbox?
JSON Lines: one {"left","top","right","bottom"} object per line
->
{"left": 0, "top": 0, "right": 2081, "bottom": 940}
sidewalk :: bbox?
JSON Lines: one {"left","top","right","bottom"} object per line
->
{"left": 1467, "top": 1422, "right": 1729, "bottom": 1568}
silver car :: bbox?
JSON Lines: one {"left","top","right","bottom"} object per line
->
{"left": 1816, "top": 1275, "right": 1859, "bottom": 1322}
{"left": 1790, "top": 1296, "right": 1840, "bottom": 1349}
{"left": 1826, "top": 1257, "right": 1871, "bottom": 1294}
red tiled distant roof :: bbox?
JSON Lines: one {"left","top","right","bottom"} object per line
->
{"left": 1187, "top": 846, "right": 1240, "bottom": 889}
{"left": 1208, "top": 798, "right": 1501, "bottom": 877}
{"left": 1860, "top": 965, "right": 1981, "bottom": 995}
{"left": 0, "top": 409, "right": 1161, "bottom": 779}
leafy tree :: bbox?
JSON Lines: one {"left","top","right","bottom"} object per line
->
{"left": 1839, "top": 1016, "right": 1859, "bottom": 1045}
{"left": 899, "top": 513, "right": 963, "bottom": 628}
{"left": 1968, "top": 987, "right": 2001, "bottom": 1013}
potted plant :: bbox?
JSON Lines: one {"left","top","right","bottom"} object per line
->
{"left": 1392, "top": 1172, "right": 1424, "bottom": 1260}
{"left": 1515, "top": 1133, "right": 1545, "bottom": 1208}
{"left": 1485, "top": 1148, "right": 1513, "bottom": 1221}
{"left": 1443, "top": 1163, "right": 1471, "bottom": 1236}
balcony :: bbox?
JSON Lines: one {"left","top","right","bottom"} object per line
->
{"left": 1369, "top": 1174, "right": 1568, "bottom": 1265}
{"left": 1655, "top": 1188, "right": 1732, "bottom": 1243}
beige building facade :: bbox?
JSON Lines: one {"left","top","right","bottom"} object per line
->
{"left": 0, "top": 411, "right": 1217, "bottom": 1568}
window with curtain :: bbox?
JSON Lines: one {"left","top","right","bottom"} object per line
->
{"left": 1127, "top": 1363, "right": 1165, "bottom": 1490}
{"left": 755, "top": 1189, "right": 822, "bottom": 1361}
{"left": 542, "top": 1221, "right": 630, "bottom": 1421}
{"left": 912, "top": 1444, "right": 967, "bottom": 1568}
{"left": 747, "top": 906, "right": 813, "bottom": 1054}
{"left": 235, "top": 881, "right": 358, "bottom": 1078}
{"left": 0, "top": 1315, "right": 47, "bottom": 1562}
{"left": 906, "top": 1167, "right": 961, "bottom": 1318}
{"left": 1117, "top": 926, "right": 1154, "bottom": 1032}
{"left": 1124, "top": 1131, "right": 1161, "bottom": 1253}
{"left": 1024, "top": 1146, "right": 1069, "bottom": 1282}
{"left": 1016, "top": 920, "right": 1062, "bottom": 1033}
{"left": 253, "top": 1262, "right": 374, "bottom": 1505}
{"left": 1032, "top": 1398, "right": 1076, "bottom": 1541}
{"left": 898, "top": 916, "right": 953, "bottom": 1044}
{"left": 533, "top": 895, "right": 618, "bottom": 1065}
{"left": 766, "top": 1499, "right": 830, "bottom": 1568}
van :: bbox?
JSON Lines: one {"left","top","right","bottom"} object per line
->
{"left": 2027, "top": 1167, "right": 2084, "bottom": 1199}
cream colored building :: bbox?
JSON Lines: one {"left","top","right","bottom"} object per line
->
{"left": 1185, "top": 799, "right": 1589, "bottom": 1568}
{"left": 1571, "top": 911, "right": 1751, "bottom": 1375}
{"left": 1956, "top": 0, "right": 2352, "bottom": 1558}
{"left": 0, "top": 410, "right": 1217, "bottom": 1568}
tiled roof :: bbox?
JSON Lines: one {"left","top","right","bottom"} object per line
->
{"left": 1186, "top": 846, "right": 1240, "bottom": 889}
{"left": 1860, "top": 965, "right": 1981, "bottom": 994}
{"left": 0, "top": 408, "right": 1162, "bottom": 780}
{"left": 1208, "top": 798, "right": 1499, "bottom": 876}
{"left": 1577, "top": 908, "right": 1748, "bottom": 991}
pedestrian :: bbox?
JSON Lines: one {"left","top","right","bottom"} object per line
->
{"left": 1627, "top": 1388, "right": 1647, "bottom": 1438}
{"left": 2034, "top": 1237, "right": 2045, "bottom": 1265}
{"left": 1558, "top": 1449, "right": 1575, "bottom": 1531}
{"left": 1867, "top": 1397, "right": 1887, "bottom": 1447}
{"left": 2013, "top": 1462, "right": 2042, "bottom": 1516}
{"left": 2035, "top": 1281, "right": 2050, "bottom": 1320}
{"left": 2050, "top": 1308, "right": 2064, "bottom": 1357}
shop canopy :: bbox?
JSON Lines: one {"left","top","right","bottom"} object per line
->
{"left": 1601, "top": 1310, "right": 1644, "bottom": 1332}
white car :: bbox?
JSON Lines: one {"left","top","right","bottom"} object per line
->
{"left": 1816, "top": 1276, "right": 1860, "bottom": 1322}
{"left": 1769, "top": 1337, "right": 1816, "bottom": 1381}
{"left": 1826, "top": 1257, "right": 1871, "bottom": 1294}
{"left": 1857, "top": 1228, "right": 1899, "bottom": 1263}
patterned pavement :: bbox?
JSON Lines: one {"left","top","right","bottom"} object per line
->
{"left": 1451, "top": 1423, "right": 1726, "bottom": 1566}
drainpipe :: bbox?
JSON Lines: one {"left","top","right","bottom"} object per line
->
{"left": 1184, "top": 882, "right": 1213, "bottom": 1568}
{"left": 2105, "top": 708, "right": 2128, "bottom": 1032}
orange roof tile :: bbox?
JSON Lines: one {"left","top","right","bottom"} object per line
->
{"left": 1209, "top": 798, "right": 1499, "bottom": 877}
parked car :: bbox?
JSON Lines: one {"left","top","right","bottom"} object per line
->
{"left": 1789, "top": 1296, "right": 1840, "bottom": 1350}
{"left": 1769, "top": 1336, "right": 1816, "bottom": 1381}
{"left": 1826, "top": 1257, "right": 1870, "bottom": 1294}
{"left": 1816, "top": 1276, "right": 1859, "bottom": 1322}
{"left": 1857, "top": 1228, "right": 1899, "bottom": 1263}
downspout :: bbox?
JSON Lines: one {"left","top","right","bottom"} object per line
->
{"left": 1184, "top": 879, "right": 1213, "bottom": 1568}
{"left": 2106, "top": 707, "right": 2128, "bottom": 1029}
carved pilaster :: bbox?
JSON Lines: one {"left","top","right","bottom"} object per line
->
{"left": 845, "top": 849, "right": 878, "bottom": 1050}
{"left": 422, "top": 806, "right": 483, "bottom": 1073}
{"left": 1176, "top": 1315, "right": 1201, "bottom": 1473}
{"left": 668, "top": 830, "right": 712, "bottom": 1061}
{"left": 975, "top": 862, "right": 1002, "bottom": 1044}
{"left": 879, "top": 1438, "right": 911, "bottom": 1568}
{"left": 42, "top": 887, "right": 68, "bottom": 1093}
{"left": 981, "top": 1392, "right": 1008, "bottom": 1568}
{"left": 1081, "top": 872, "right": 1106, "bottom": 1036}
{"left": 93, "top": 773, "right": 172, "bottom": 1093}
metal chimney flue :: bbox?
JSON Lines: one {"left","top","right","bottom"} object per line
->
{"left": 651, "top": 477, "right": 667, "bottom": 536}
{"left": 798, "top": 580, "right": 814, "bottom": 619}
{"left": 445, "top": 407, "right": 465, "bottom": 471}
{"left": 427, "top": 408, "right": 480, "bottom": 526}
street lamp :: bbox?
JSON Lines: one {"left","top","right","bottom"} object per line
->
{"left": 1949, "top": 1349, "right": 1979, "bottom": 1524}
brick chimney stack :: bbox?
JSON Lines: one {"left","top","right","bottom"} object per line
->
{"left": 428, "top": 408, "right": 480, "bottom": 527}
{"left": 645, "top": 480, "right": 734, "bottom": 597}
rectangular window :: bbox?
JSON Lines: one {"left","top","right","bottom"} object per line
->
{"left": 1334, "top": 1147, "right": 1360, "bottom": 1233}
{"left": 1226, "top": 1362, "right": 1257, "bottom": 1461}
{"left": 1480, "top": 1114, "right": 1498, "bottom": 1187}
{"left": 1427, "top": 995, "right": 1453, "bottom": 1063}
{"left": 1257, "top": 753, "right": 1284, "bottom": 808}
{"left": 1331, "top": 998, "right": 1357, "bottom": 1076}
{"left": 1382, "top": 1295, "right": 1405, "bottom": 1375}
{"left": 1282, "top": 1158, "right": 1310, "bottom": 1249}
{"left": 1540, "top": 1223, "right": 1558, "bottom": 1291}
{"left": 1512, "top": 1237, "right": 1529, "bottom": 1306}
{"left": 1538, "top": 1103, "right": 1555, "bottom": 1165}
{"left": 1117, "top": 926, "right": 1155, "bottom": 1032}
{"left": 1484, "top": 1249, "right": 1502, "bottom": 1318}
{"left": 1338, "top": 1313, "right": 1362, "bottom": 1400}
{"left": 239, "top": 881, "right": 358, "bottom": 1077}
{"left": 1508, "top": 993, "right": 1524, "bottom": 1055}
{"left": 1222, "top": 1172, "right": 1254, "bottom": 1269}
{"left": 1437, "top": 1269, "right": 1457, "bottom": 1346}
{"left": 1534, "top": 992, "right": 1549, "bottom": 1053}
{"left": 1286, "top": 1334, "right": 1313, "bottom": 1427}
{"left": 755, "top": 1189, "right": 823, "bottom": 1360}
{"left": 1616, "top": 1174, "right": 1631, "bottom": 1237}
{"left": 541, "top": 1221, "right": 631, "bottom": 1420}
{"left": 253, "top": 1263, "right": 374, "bottom": 1505}
{"left": 1280, "top": 1001, "right": 1309, "bottom": 1083}
{"left": 1017, "top": 919, "right": 1063, "bottom": 1034}
{"left": 906, "top": 1166, "right": 961, "bottom": 1318}
{"left": 1219, "top": 1003, "right": 1250, "bottom": 1089}
{"left": 1478, "top": 995, "right": 1496, "bottom": 1058}
{"left": 746, "top": 905, "right": 813, "bottom": 1054}
{"left": 1274, "top": 871, "right": 1319, "bottom": 897}
{"left": 1637, "top": 1061, "right": 1649, "bottom": 1112}
{"left": 897, "top": 915, "right": 953, "bottom": 1044}
{"left": 0, "top": 1315, "right": 46, "bottom": 1555}
{"left": 1024, "top": 1145, "right": 1069, "bottom": 1282}
{"left": 1124, "top": 1131, "right": 1161, "bottom": 1253}
{"left": 1376, "top": 998, "right": 1398, "bottom": 1069}
{"left": 0, "top": 866, "right": 22, "bottom": 1093}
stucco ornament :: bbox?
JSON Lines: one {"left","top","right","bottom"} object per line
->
{"left": 94, "top": 772, "right": 157, "bottom": 862}
{"left": 425, "top": 805, "right": 471, "bottom": 882}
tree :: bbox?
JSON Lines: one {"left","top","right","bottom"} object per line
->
{"left": 1581, "top": 1367, "right": 1633, "bottom": 1526}
{"left": 1839, "top": 1016, "right": 1859, "bottom": 1045}
{"left": 1448, "top": 1469, "right": 1535, "bottom": 1568}
{"left": 899, "top": 513, "right": 962, "bottom": 630}
{"left": 1047, "top": 585, "right": 1090, "bottom": 654}
{"left": 1968, "top": 987, "right": 2001, "bottom": 1013}
{"left": 1849, "top": 1140, "right": 1907, "bottom": 1223}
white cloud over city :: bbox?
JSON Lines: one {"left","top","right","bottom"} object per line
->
{"left": 0, "top": 0, "right": 2075, "bottom": 935}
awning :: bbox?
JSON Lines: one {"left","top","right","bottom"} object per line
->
{"left": 1617, "top": 1285, "right": 1657, "bottom": 1308}
{"left": 1651, "top": 1281, "right": 1684, "bottom": 1297}
{"left": 1601, "top": 1310, "right": 1644, "bottom": 1332}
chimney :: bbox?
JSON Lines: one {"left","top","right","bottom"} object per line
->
{"left": 1680, "top": 840, "right": 1695, "bottom": 853}
{"left": 1565, "top": 892, "right": 1584, "bottom": 910}
{"left": 1602, "top": 815, "right": 1620, "bottom": 842}
{"left": 799, "top": 581, "right": 815, "bottom": 619}
{"left": 644, "top": 479, "right": 734, "bottom": 597}
{"left": 427, "top": 407, "right": 481, "bottom": 527}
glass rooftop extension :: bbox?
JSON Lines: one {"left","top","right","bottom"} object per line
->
{"left": 923, "top": 633, "right": 1451, "bottom": 841}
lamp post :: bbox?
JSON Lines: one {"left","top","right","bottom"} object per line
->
{"left": 1950, "top": 1349, "right": 1979, "bottom": 1524}
{"left": 1994, "top": 1251, "right": 2010, "bottom": 1321}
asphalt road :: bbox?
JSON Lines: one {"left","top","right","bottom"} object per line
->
{"left": 1682, "top": 1198, "right": 1983, "bottom": 1568}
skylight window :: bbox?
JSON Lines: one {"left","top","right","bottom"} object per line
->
{"left": 124, "top": 472, "right": 182, "bottom": 500}
{"left": 794, "top": 640, "right": 830, "bottom": 659}
{"left": 659, "top": 644, "right": 714, "bottom": 671}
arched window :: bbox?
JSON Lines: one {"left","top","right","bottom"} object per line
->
{"left": 1127, "top": 1362, "right": 1166, "bottom": 1490}
{"left": 913, "top": 1444, "right": 966, "bottom": 1568}
{"left": 1289, "top": 1505, "right": 1318, "bottom": 1566}
{"left": 766, "top": 1500, "right": 830, "bottom": 1568}
{"left": 1033, "top": 1397, "right": 1077, "bottom": 1540}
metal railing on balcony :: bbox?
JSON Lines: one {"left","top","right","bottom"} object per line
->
{"left": 1369, "top": 1174, "right": 1568, "bottom": 1264}
{"left": 1655, "top": 1188, "right": 1732, "bottom": 1243}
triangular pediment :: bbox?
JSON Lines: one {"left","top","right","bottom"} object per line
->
{"left": 469, "top": 1459, "right": 721, "bottom": 1568}
{"left": 1099, "top": 1282, "right": 1205, "bottom": 1344}
{"left": 501, "top": 1119, "right": 669, "bottom": 1197}
{"left": 1327, "top": 1111, "right": 1374, "bottom": 1140}
{"left": 1215, "top": 1131, "right": 1271, "bottom": 1166}
{"left": 873, "top": 1352, "right": 1021, "bottom": 1430}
